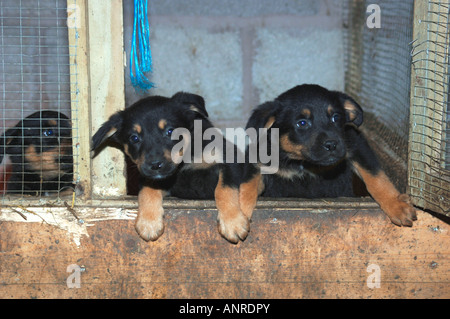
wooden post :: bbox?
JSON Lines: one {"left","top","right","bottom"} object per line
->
{"left": 68, "top": 0, "right": 127, "bottom": 200}
{"left": 67, "top": 0, "right": 92, "bottom": 198}
{"left": 88, "top": 0, "right": 127, "bottom": 199}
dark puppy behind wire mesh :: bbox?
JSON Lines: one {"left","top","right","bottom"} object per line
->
{"left": 0, "top": 110, "right": 74, "bottom": 196}
{"left": 245, "top": 84, "right": 417, "bottom": 227}
{"left": 91, "top": 92, "right": 258, "bottom": 244}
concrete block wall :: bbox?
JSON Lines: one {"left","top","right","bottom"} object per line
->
{"left": 123, "top": 0, "right": 344, "bottom": 129}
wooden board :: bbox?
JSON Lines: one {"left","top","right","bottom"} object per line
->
{"left": 87, "top": 0, "right": 127, "bottom": 199}
{"left": 67, "top": 0, "right": 127, "bottom": 200}
{"left": 0, "top": 199, "right": 448, "bottom": 299}
{"left": 67, "top": 0, "right": 92, "bottom": 197}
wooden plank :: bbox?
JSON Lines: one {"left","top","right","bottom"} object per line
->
{"left": 0, "top": 198, "right": 380, "bottom": 245}
{"left": 0, "top": 197, "right": 381, "bottom": 211}
{"left": 87, "top": 0, "right": 127, "bottom": 199}
{"left": 0, "top": 205, "right": 448, "bottom": 299}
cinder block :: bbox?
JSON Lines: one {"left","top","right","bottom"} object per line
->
{"left": 148, "top": 26, "right": 243, "bottom": 122}
{"left": 253, "top": 28, "right": 345, "bottom": 103}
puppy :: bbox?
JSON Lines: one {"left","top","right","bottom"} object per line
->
{"left": 91, "top": 92, "right": 256, "bottom": 243}
{"left": 0, "top": 110, "right": 74, "bottom": 196}
{"left": 245, "top": 84, "right": 417, "bottom": 226}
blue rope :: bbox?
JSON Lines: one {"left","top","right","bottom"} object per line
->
{"left": 130, "top": 0, "right": 154, "bottom": 91}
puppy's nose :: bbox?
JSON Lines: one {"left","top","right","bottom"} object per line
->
{"left": 323, "top": 140, "right": 337, "bottom": 152}
{"left": 150, "top": 161, "right": 163, "bottom": 171}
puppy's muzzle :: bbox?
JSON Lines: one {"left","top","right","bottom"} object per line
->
{"left": 139, "top": 160, "right": 176, "bottom": 180}
{"left": 323, "top": 140, "right": 338, "bottom": 152}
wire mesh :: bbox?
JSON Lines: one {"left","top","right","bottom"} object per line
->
{"left": 409, "top": 0, "right": 449, "bottom": 216}
{"left": 0, "top": 0, "right": 76, "bottom": 201}
{"left": 344, "top": 0, "right": 449, "bottom": 215}
{"left": 343, "top": 0, "right": 414, "bottom": 166}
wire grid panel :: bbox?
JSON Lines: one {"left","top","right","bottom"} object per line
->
{"left": 409, "top": 0, "right": 450, "bottom": 216}
{"left": 343, "top": 0, "right": 414, "bottom": 165}
{"left": 0, "top": 0, "right": 76, "bottom": 201}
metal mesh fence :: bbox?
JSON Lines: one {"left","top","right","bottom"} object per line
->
{"left": 0, "top": 0, "right": 75, "bottom": 201}
{"left": 343, "top": 0, "right": 449, "bottom": 215}
{"left": 343, "top": 0, "right": 414, "bottom": 193}
{"left": 409, "top": 0, "right": 449, "bottom": 216}
{"left": 343, "top": 0, "right": 414, "bottom": 164}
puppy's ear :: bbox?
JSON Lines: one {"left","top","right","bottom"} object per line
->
{"left": 172, "top": 91, "right": 208, "bottom": 118}
{"left": 91, "top": 112, "right": 123, "bottom": 151}
{"left": 0, "top": 127, "right": 20, "bottom": 164}
{"left": 336, "top": 92, "right": 363, "bottom": 127}
{"left": 246, "top": 101, "right": 280, "bottom": 130}
{"left": 245, "top": 101, "right": 280, "bottom": 145}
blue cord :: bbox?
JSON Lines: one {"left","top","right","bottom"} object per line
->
{"left": 130, "top": 0, "right": 154, "bottom": 91}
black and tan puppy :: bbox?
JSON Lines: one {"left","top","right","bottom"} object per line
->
{"left": 0, "top": 110, "right": 74, "bottom": 196}
{"left": 92, "top": 92, "right": 255, "bottom": 243}
{"left": 245, "top": 84, "right": 417, "bottom": 226}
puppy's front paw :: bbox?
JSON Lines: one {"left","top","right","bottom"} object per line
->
{"left": 135, "top": 210, "right": 164, "bottom": 241}
{"left": 383, "top": 194, "right": 417, "bottom": 227}
{"left": 218, "top": 212, "right": 250, "bottom": 244}
{"left": 136, "top": 186, "right": 165, "bottom": 241}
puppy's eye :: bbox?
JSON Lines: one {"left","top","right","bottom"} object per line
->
{"left": 296, "top": 119, "right": 311, "bottom": 129}
{"left": 331, "top": 113, "right": 341, "bottom": 123}
{"left": 166, "top": 128, "right": 174, "bottom": 137}
{"left": 129, "top": 134, "right": 140, "bottom": 144}
{"left": 43, "top": 129, "right": 54, "bottom": 137}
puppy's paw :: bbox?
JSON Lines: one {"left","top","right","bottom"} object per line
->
{"left": 383, "top": 194, "right": 417, "bottom": 227}
{"left": 135, "top": 210, "right": 164, "bottom": 241}
{"left": 218, "top": 211, "right": 250, "bottom": 244}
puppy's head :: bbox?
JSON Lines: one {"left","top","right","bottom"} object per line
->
{"left": 0, "top": 111, "right": 73, "bottom": 179}
{"left": 247, "top": 84, "right": 363, "bottom": 166}
{"left": 92, "top": 92, "right": 208, "bottom": 180}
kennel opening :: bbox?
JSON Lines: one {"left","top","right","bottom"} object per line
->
{"left": 0, "top": 0, "right": 448, "bottom": 218}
